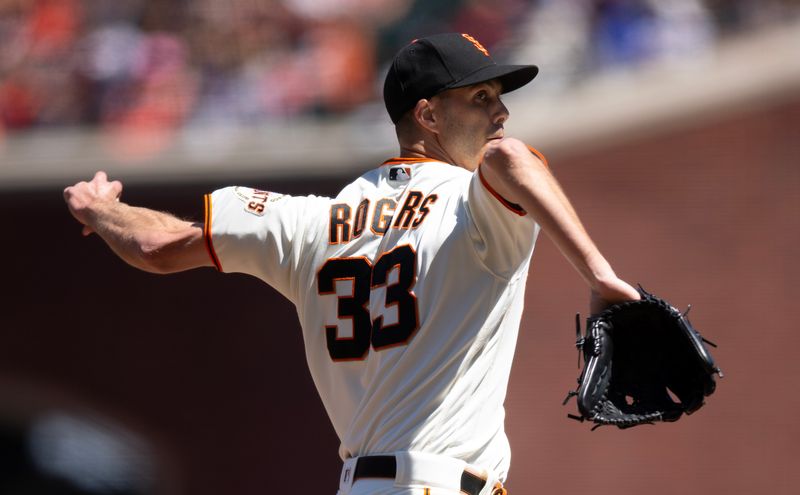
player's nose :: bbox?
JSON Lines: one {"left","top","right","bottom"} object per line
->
{"left": 493, "top": 100, "right": 509, "bottom": 125}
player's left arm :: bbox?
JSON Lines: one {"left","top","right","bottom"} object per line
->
{"left": 479, "top": 138, "right": 639, "bottom": 312}
{"left": 64, "top": 171, "right": 212, "bottom": 274}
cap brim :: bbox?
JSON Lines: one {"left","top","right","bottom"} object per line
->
{"left": 449, "top": 64, "right": 539, "bottom": 94}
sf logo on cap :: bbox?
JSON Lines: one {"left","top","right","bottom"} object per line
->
{"left": 462, "top": 33, "right": 490, "bottom": 57}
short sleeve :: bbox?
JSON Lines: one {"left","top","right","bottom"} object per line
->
{"left": 204, "top": 186, "right": 329, "bottom": 301}
{"left": 465, "top": 168, "right": 539, "bottom": 279}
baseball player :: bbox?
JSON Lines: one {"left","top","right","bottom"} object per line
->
{"left": 64, "top": 33, "right": 640, "bottom": 495}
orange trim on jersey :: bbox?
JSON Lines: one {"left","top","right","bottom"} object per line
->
{"left": 527, "top": 145, "right": 549, "bottom": 168}
{"left": 477, "top": 168, "right": 526, "bottom": 216}
{"left": 492, "top": 484, "right": 508, "bottom": 495}
{"left": 203, "top": 194, "right": 223, "bottom": 272}
{"left": 381, "top": 157, "right": 449, "bottom": 166}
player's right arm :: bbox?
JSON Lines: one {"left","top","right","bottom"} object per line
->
{"left": 63, "top": 171, "right": 212, "bottom": 274}
{"left": 479, "top": 138, "right": 639, "bottom": 313}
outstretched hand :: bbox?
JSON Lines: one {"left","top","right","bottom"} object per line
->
{"left": 63, "top": 171, "right": 123, "bottom": 236}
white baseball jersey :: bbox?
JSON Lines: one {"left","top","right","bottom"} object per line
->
{"left": 203, "top": 157, "right": 540, "bottom": 480}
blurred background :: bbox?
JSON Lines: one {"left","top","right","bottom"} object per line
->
{"left": 1, "top": 0, "right": 798, "bottom": 494}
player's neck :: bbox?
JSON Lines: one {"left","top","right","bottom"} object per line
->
{"left": 398, "top": 146, "right": 439, "bottom": 161}
{"left": 398, "top": 138, "right": 463, "bottom": 169}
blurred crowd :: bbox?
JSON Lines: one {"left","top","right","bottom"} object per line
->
{"left": 0, "top": 0, "right": 798, "bottom": 135}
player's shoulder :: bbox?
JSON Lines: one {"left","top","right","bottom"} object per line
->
{"left": 333, "top": 159, "right": 471, "bottom": 201}
{"left": 336, "top": 169, "right": 381, "bottom": 197}
{"left": 384, "top": 158, "right": 471, "bottom": 187}
{"left": 211, "top": 185, "right": 334, "bottom": 219}
{"left": 414, "top": 161, "right": 473, "bottom": 195}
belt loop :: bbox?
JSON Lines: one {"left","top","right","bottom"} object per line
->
{"left": 339, "top": 457, "right": 358, "bottom": 494}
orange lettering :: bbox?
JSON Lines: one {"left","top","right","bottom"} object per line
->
{"left": 462, "top": 34, "right": 490, "bottom": 57}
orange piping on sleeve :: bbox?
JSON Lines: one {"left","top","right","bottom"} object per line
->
{"left": 527, "top": 145, "right": 549, "bottom": 168}
{"left": 203, "top": 194, "right": 223, "bottom": 272}
{"left": 477, "top": 168, "right": 526, "bottom": 216}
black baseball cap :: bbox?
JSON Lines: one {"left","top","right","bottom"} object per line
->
{"left": 383, "top": 33, "right": 539, "bottom": 123}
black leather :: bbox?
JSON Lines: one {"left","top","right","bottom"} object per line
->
{"left": 352, "top": 455, "right": 487, "bottom": 495}
{"left": 353, "top": 455, "right": 396, "bottom": 480}
{"left": 565, "top": 287, "right": 721, "bottom": 429}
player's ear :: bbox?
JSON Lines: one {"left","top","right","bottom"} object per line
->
{"left": 413, "top": 99, "right": 438, "bottom": 134}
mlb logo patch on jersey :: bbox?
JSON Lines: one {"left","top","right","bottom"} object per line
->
{"left": 389, "top": 167, "right": 412, "bottom": 182}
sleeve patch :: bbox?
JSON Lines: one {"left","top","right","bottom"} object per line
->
{"left": 233, "top": 186, "right": 285, "bottom": 216}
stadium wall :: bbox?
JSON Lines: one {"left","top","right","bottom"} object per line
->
{"left": 1, "top": 88, "right": 798, "bottom": 494}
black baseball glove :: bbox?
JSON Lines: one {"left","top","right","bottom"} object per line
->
{"left": 563, "top": 287, "right": 722, "bottom": 429}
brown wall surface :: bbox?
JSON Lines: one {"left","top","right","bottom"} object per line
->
{"left": 1, "top": 93, "right": 798, "bottom": 494}
{"left": 507, "top": 94, "right": 800, "bottom": 495}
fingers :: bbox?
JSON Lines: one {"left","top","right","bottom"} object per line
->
{"left": 111, "top": 180, "right": 123, "bottom": 200}
{"left": 64, "top": 171, "right": 121, "bottom": 236}
{"left": 63, "top": 178, "right": 86, "bottom": 199}
{"left": 64, "top": 171, "right": 106, "bottom": 196}
{"left": 94, "top": 171, "right": 123, "bottom": 199}
{"left": 65, "top": 171, "right": 122, "bottom": 199}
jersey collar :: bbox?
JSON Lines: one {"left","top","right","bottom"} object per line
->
{"left": 382, "top": 157, "right": 450, "bottom": 166}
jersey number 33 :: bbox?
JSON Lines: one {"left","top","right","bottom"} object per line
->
{"left": 317, "top": 245, "right": 419, "bottom": 361}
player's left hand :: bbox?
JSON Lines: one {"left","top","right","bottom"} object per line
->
{"left": 566, "top": 287, "right": 721, "bottom": 429}
{"left": 63, "top": 171, "right": 123, "bottom": 236}
{"left": 590, "top": 276, "right": 640, "bottom": 314}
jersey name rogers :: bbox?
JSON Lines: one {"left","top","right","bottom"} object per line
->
{"left": 328, "top": 191, "right": 438, "bottom": 244}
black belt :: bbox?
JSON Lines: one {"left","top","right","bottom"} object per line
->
{"left": 352, "top": 455, "right": 488, "bottom": 495}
